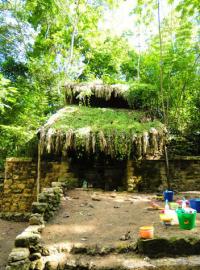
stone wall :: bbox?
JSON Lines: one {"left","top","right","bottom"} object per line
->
{"left": 131, "top": 157, "right": 200, "bottom": 192}
{"left": 40, "top": 161, "right": 75, "bottom": 189}
{"left": 33, "top": 155, "right": 200, "bottom": 193}
{"left": 166, "top": 158, "right": 200, "bottom": 191}
{"left": 0, "top": 158, "right": 76, "bottom": 215}
{"left": 0, "top": 158, "right": 37, "bottom": 213}
{"left": 1, "top": 157, "right": 200, "bottom": 216}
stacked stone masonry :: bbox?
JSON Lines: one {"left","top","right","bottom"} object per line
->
{"left": 1, "top": 157, "right": 200, "bottom": 216}
{"left": 6, "top": 182, "right": 63, "bottom": 270}
{"left": 0, "top": 158, "right": 76, "bottom": 215}
{"left": 0, "top": 158, "right": 37, "bottom": 213}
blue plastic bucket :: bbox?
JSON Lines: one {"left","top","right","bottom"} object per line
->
{"left": 189, "top": 198, "right": 200, "bottom": 213}
{"left": 163, "top": 190, "right": 174, "bottom": 202}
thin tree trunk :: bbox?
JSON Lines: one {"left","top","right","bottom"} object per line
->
{"left": 137, "top": 23, "right": 141, "bottom": 81}
{"left": 137, "top": 53, "right": 141, "bottom": 81}
{"left": 69, "top": 25, "right": 76, "bottom": 64}
{"left": 157, "top": 0, "right": 166, "bottom": 124}
{"left": 69, "top": 0, "right": 80, "bottom": 64}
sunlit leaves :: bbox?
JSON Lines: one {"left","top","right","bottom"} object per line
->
{"left": 0, "top": 74, "right": 17, "bottom": 113}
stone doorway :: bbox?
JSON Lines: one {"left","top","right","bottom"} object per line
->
{"left": 68, "top": 157, "right": 127, "bottom": 191}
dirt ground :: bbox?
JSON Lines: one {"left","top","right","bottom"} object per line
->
{"left": 0, "top": 219, "right": 27, "bottom": 270}
{"left": 42, "top": 189, "right": 200, "bottom": 252}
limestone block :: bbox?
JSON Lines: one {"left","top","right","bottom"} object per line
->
{"left": 8, "top": 248, "right": 30, "bottom": 263}
{"left": 4, "top": 184, "right": 11, "bottom": 189}
{"left": 23, "top": 193, "right": 33, "bottom": 198}
{"left": 4, "top": 189, "right": 11, "bottom": 194}
{"left": 22, "top": 186, "right": 32, "bottom": 192}
{"left": 38, "top": 193, "right": 47, "bottom": 202}
{"left": 53, "top": 188, "right": 63, "bottom": 195}
{"left": 15, "top": 232, "right": 41, "bottom": 247}
{"left": 4, "top": 179, "right": 13, "bottom": 185}
{"left": 41, "top": 246, "right": 50, "bottom": 256}
{"left": 10, "top": 205, "right": 18, "bottom": 212}
{"left": 51, "top": 182, "right": 62, "bottom": 187}
{"left": 13, "top": 175, "right": 20, "bottom": 180}
{"left": 34, "top": 259, "right": 44, "bottom": 270}
{"left": 43, "top": 188, "right": 54, "bottom": 193}
{"left": 27, "top": 184, "right": 35, "bottom": 189}
{"left": 44, "top": 261, "right": 59, "bottom": 270}
{"left": 29, "top": 178, "right": 36, "bottom": 184}
{"left": 32, "top": 202, "right": 48, "bottom": 214}
{"left": 17, "top": 183, "right": 26, "bottom": 190}
{"left": 29, "top": 252, "right": 42, "bottom": 261}
{"left": 24, "top": 225, "right": 44, "bottom": 234}
{"left": 13, "top": 189, "right": 23, "bottom": 194}
{"left": 7, "top": 259, "right": 30, "bottom": 270}
{"left": 29, "top": 214, "right": 44, "bottom": 226}
{"left": 29, "top": 244, "right": 42, "bottom": 254}
{"left": 18, "top": 204, "right": 28, "bottom": 211}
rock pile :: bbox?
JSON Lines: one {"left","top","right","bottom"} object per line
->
{"left": 6, "top": 182, "right": 63, "bottom": 270}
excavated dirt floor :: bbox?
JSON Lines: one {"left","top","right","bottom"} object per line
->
{"left": 42, "top": 189, "right": 200, "bottom": 252}
{"left": 0, "top": 219, "right": 27, "bottom": 270}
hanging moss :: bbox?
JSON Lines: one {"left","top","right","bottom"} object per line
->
{"left": 39, "top": 105, "right": 166, "bottom": 159}
{"left": 64, "top": 82, "right": 129, "bottom": 105}
{"left": 63, "top": 82, "right": 159, "bottom": 112}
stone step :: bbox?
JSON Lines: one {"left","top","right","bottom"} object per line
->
{"left": 44, "top": 236, "right": 200, "bottom": 258}
{"left": 43, "top": 253, "right": 200, "bottom": 270}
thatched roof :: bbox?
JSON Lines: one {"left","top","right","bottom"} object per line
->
{"left": 39, "top": 106, "right": 167, "bottom": 160}
{"left": 63, "top": 82, "right": 129, "bottom": 105}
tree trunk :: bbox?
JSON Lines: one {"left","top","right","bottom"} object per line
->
{"left": 69, "top": 0, "right": 80, "bottom": 64}
{"left": 157, "top": 0, "right": 166, "bottom": 124}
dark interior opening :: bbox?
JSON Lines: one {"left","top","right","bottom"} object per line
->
{"left": 67, "top": 156, "right": 127, "bottom": 191}
{"left": 66, "top": 92, "right": 130, "bottom": 109}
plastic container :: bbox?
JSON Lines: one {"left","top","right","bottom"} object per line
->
{"left": 163, "top": 190, "right": 174, "bottom": 202}
{"left": 177, "top": 199, "right": 189, "bottom": 207}
{"left": 165, "top": 199, "right": 170, "bottom": 211}
{"left": 160, "top": 214, "right": 172, "bottom": 226}
{"left": 176, "top": 209, "right": 196, "bottom": 230}
{"left": 182, "top": 198, "right": 187, "bottom": 209}
{"left": 160, "top": 210, "right": 179, "bottom": 225}
{"left": 139, "top": 226, "right": 154, "bottom": 239}
{"left": 189, "top": 198, "right": 200, "bottom": 213}
{"left": 170, "top": 202, "right": 179, "bottom": 210}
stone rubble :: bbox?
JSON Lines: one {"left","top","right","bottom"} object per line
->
{"left": 6, "top": 181, "right": 63, "bottom": 270}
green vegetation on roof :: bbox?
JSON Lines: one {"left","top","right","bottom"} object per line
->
{"left": 40, "top": 105, "right": 165, "bottom": 159}
{"left": 47, "top": 105, "right": 163, "bottom": 133}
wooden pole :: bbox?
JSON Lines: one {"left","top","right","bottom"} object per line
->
{"left": 164, "top": 145, "right": 170, "bottom": 190}
{"left": 157, "top": 0, "right": 171, "bottom": 190}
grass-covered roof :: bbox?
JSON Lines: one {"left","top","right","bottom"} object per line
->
{"left": 63, "top": 82, "right": 129, "bottom": 105}
{"left": 39, "top": 106, "right": 166, "bottom": 159}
